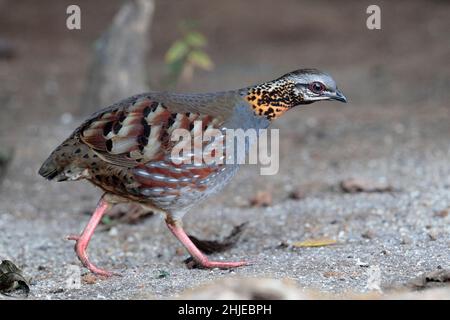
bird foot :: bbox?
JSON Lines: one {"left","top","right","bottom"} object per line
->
{"left": 66, "top": 234, "right": 119, "bottom": 277}
{"left": 66, "top": 234, "right": 80, "bottom": 241}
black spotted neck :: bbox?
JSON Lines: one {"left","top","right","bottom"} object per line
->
{"left": 244, "top": 78, "right": 303, "bottom": 120}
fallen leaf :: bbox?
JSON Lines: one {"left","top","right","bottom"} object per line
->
{"left": 101, "top": 215, "right": 112, "bottom": 225}
{"left": 292, "top": 238, "right": 337, "bottom": 248}
{"left": 188, "top": 222, "right": 248, "bottom": 255}
{"left": 0, "top": 260, "right": 30, "bottom": 297}
{"left": 340, "top": 178, "right": 393, "bottom": 193}
{"left": 185, "top": 223, "right": 248, "bottom": 268}
{"left": 434, "top": 209, "right": 448, "bottom": 218}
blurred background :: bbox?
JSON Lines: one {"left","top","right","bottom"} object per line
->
{"left": 1, "top": 0, "right": 449, "bottom": 119}
{"left": 0, "top": 0, "right": 449, "bottom": 299}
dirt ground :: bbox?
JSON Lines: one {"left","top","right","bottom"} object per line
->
{"left": 0, "top": 0, "right": 449, "bottom": 299}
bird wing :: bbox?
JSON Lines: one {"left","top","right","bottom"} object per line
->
{"left": 78, "top": 95, "right": 230, "bottom": 197}
{"left": 79, "top": 95, "right": 224, "bottom": 166}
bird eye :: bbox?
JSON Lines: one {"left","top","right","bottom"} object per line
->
{"left": 309, "top": 82, "right": 325, "bottom": 94}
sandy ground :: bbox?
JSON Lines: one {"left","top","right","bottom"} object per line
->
{"left": 0, "top": 0, "right": 449, "bottom": 299}
{"left": 1, "top": 102, "right": 449, "bottom": 299}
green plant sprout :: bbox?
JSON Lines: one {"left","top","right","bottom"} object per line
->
{"left": 164, "top": 22, "right": 214, "bottom": 88}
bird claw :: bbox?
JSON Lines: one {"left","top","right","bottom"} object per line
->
{"left": 66, "top": 234, "right": 80, "bottom": 241}
{"left": 84, "top": 265, "right": 120, "bottom": 278}
{"left": 66, "top": 233, "right": 119, "bottom": 277}
{"left": 78, "top": 252, "right": 119, "bottom": 278}
{"left": 187, "top": 258, "right": 252, "bottom": 270}
{"left": 203, "top": 260, "right": 251, "bottom": 269}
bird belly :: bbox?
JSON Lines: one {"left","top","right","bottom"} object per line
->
{"left": 130, "top": 160, "right": 240, "bottom": 212}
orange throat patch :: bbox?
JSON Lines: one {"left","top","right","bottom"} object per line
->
{"left": 244, "top": 79, "right": 300, "bottom": 120}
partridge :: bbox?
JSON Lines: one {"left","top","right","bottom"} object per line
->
{"left": 39, "top": 69, "right": 346, "bottom": 276}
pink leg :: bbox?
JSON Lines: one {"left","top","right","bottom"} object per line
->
{"left": 166, "top": 219, "right": 249, "bottom": 269}
{"left": 67, "top": 198, "right": 116, "bottom": 277}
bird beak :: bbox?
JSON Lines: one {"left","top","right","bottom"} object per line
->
{"left": 329, "top": 89, "right": 347, "bottom": 103}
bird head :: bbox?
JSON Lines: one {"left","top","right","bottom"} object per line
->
{"left": 245, "top": 68, "right": 346, "bottom": 120}
{"left": 286, "top": 68, "right": 347, "bottom": 104}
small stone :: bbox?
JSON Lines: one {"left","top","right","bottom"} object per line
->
{"left": 356, "top": 258, "right": 369, "bottom": 267}
{"left": 288, "top": 188, "right": 305, "bottom": 200}
{"left": 401, "top": 236, "right": 412, "bottom": 245}
{"left": 340, "top": 178, "right": 393, "bottom": 193}
{"left": 249, "top": 191, "right": 272, "bottom": 207}
{"left": 155, "top": 270, "right": 169, "bottom": 279}
{"left": 108, "top": 227, "right": 118, "bottom": 236}
{"left": 276, "top": 241, "right": 289, "bottom": 249}
{"left": 428, "top": 231, "right": 438, "bottom": 241}
{"left": 175, "top": 247, "right": 185, "bottom": 256}
{"left": 362, "top": 230, "right": 375, "bottom": 239}
{"left": 51, "top": 288, "right": 64, "bottom": 294}
{"left": 82, "top": 273, "right": 97, "bottom": 285}
{"left": 323, "top": 271, "right": 342, "bottom": 278}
